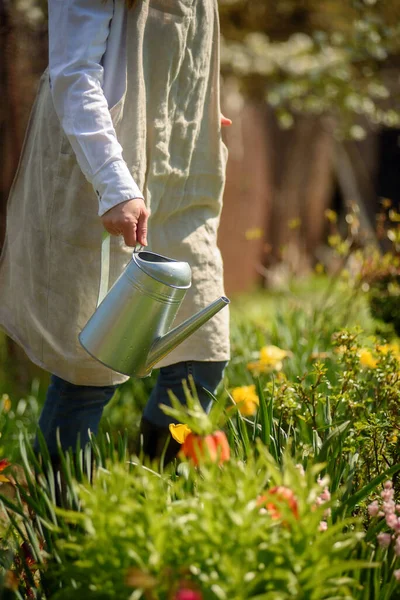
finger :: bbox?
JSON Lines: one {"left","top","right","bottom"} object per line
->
{"left": 221, "top": 114, "right": 232, "bottom": 127}
{"left": 122, "top": 220, "right": 137, "bottom": 247}
{"left": 136, "top": 211, "right": 149, "bottom": 246}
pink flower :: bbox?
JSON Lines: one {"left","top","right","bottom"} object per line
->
{"left": 395, "top": 537, "right": 400, "bottom": 557}
{"left": 319, "top": 521, "right": 328, "bottom": 532}
{"left": 386, "top": 514, "right": 398, "bottom": 529}
{"left": 383, "top": 500, "right": 396, "bottom": 514}
{"left": 368, "top": 501, "right": 380, "bottom": 517}
{"left": 377, "top": 533, "right": 392, "bottom": 549}
{"left": 320, "top": 488, "right": 331, "bottom": 502}
{"left": 175, "top": 589, "right": 203, "bottom": 600}
{"left": 384, "top": 480, "right": 393, "bottom": 489}
{"left": 381, "top": 488, "right": 394, "bottom": 502}
{"left": 394, "top": 569, "right": 400, "bottom": 582}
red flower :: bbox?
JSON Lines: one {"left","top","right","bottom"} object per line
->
{"left": 0, "top": 459, "right": 10, "bottom": 482}
{"left": 0, "top": 459, "right": 10, "bottom": 471}
{"left": 258, "top": 486, "right": 299, "bottom": 521}
{"left": 21, "top": 542, "right": 37, "bottom": 568}
{"left": 175, "top": 588, "right": 203, "bottom": 600}
{"left": 181, "top": 431, "right": 230, "bottom": 466}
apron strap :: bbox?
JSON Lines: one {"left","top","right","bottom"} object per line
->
{"left": 98, "top": 232, "right": 111, "bottom": 307}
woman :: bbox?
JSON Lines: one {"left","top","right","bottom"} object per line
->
{"left": 0, "top": 0, "right": 230, "bottom": 462}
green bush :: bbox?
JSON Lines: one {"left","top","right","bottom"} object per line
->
{"left": 1, "top": 442, "right": 392, "bottom": 600}
{"left": 369, "top": 274, "right": 400, "bottom": 337}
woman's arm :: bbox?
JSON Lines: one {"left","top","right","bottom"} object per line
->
{"left": 48, "top": 0, "right": 144, "bottom": 217}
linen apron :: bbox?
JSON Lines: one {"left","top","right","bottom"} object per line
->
{"left": 0, "top": 0, "right": 230, "bottom": 386}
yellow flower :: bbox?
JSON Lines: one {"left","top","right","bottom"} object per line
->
{"left": 247, "top": 345, "right": 291, "bottom": 375}
{"left": 169, "top": 423, "right": 192, "bottom": 444}
{"left": 231, "top": 385, "right": 259, "bottom": 416}
{"left": 377, "top": 343, "right": 400, "bottom": 362}
{"left": 325, "top": 209, "right": 338, "bottom": 224}
{"left": 260, "top": 345, "right": 289, "bottom": 363}
{"left": 359, "top": 349, "right": 378, "bottom": 369}
{"left": 377, "top": 344, "right": 390, "bottom": 354}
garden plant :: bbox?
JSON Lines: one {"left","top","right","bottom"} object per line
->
{"left": 1, "top": 0, "right": 400, "bottom": 596}
{"left": 0, "top": 207, "right": 400, "bottom": 598}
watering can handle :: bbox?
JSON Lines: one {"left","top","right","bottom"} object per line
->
{"left": 97, "top": 232, "right": 143, "bottom": 307}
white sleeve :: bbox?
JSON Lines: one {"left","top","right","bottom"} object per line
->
{"left": 48, "top": 0, "right": 144, "bottom": 216}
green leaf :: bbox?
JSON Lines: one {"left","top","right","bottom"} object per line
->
{"left": 317, "top": 420, "right": 351, "bottom": 463}
{"left": 335, "top": 463, "right": 400, "bottom": 518}
{"left": 257, "top": 378, "right": 270, "bottom": 447}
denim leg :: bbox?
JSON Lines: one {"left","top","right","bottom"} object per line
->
{"left": 142, "top": 360, "right": 227, "bottom": 428}
{"left": 34, "top": 375, "right": 117, "bottom": 457}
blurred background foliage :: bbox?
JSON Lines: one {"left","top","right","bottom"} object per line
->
{"left": 9, "top": 0, "right": 400, "bottom": 136}
{"left": 219, "top": 0, "right": 400, "bottom": 137}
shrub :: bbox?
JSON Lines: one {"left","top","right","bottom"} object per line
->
{"left": 0, "top": 443, "right": 382, "bottom": 599}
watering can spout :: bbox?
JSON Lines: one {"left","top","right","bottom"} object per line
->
{"left": 146, "top": 296, "right": 230, "bottom": 371}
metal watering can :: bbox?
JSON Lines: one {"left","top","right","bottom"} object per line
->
{"left": 79, "top": 234, "right": 229, "bottom": 378}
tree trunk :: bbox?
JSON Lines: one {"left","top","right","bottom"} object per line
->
{"left": 218, "top": 80, "right": 272, "bottom": 294}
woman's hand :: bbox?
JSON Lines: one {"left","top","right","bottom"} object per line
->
{"left": 101, "top": 117, "right": 230, "bottom": 248}
{"left": 101, "top": 198, "right": 150, "bottom": 247}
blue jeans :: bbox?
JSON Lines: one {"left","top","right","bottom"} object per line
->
{"left": 34, "top": 360, "right": 227, "bottom": 457}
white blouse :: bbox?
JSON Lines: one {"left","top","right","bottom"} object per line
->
{"left": 48, "top": 0, "right": 144, "bottom": 216}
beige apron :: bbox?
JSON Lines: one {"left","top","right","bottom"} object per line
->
{"left": 0, "top": 0, "right": 230, "bottom": 386}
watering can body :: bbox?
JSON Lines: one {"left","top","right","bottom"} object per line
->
{"left": 79, "top": 240, "right": 229, "bottom": 378}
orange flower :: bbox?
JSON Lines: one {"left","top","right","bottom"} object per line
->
{"left": 212, "top": 431, "right": 230, "bottom": 463}
{"left": 258, "top": 486, "right": 299, "bottom": 521}
{"left": 181, "top": 431, "right": 230, "bottom": 466}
